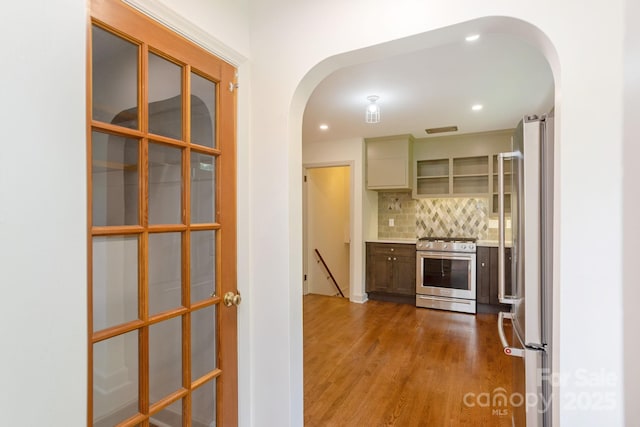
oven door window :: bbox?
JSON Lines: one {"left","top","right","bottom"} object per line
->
{"left": 421, "top": 257, "right": 470, "bottom": 290}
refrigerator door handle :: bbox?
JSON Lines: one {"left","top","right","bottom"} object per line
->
{"left": 497, "top": 311, "right": 524, "bottom": 358}
{"left": 498, "top": 151, "right": 518, "bottom": 304}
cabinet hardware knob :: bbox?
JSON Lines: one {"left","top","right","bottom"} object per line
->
{"left": 393, "top": 257, "right": 397, "bottom": 261}
{"left": 481, "top": 262, "right": 485, "bottom": 267}
{"left": 390, "top": 248, "right": 394, "bottom": 252}
{"left": 388, "top": 257, "right": 391, "bottom": 261}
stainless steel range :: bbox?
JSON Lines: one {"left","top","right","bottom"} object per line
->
{"left": 416, "top": 237, "right": 477, "bottom": 314}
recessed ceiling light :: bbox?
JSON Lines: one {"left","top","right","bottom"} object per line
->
{"left": 319, "top": 124, "right": 329, "bottom": 130}
{"left": 471, "top": 104, "right": 483, "bottom": 111}
{"left": 465, "top": 34, "right": 480, "bottom": 42}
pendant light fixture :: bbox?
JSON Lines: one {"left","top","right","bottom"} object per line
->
{"left": 365, "top": 95, "right": 380, "bottom": 123}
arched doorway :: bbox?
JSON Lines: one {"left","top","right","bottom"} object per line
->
{"left": 296, "top": 16, "right": 558, "bottom": 426}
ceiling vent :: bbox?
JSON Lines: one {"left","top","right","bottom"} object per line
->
{"left": 425, "top": 126, "right": 458, "bottom": 134}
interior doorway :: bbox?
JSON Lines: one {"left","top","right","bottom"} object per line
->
{"left": 303, "top": 165, "right": 351, "bottom": 298}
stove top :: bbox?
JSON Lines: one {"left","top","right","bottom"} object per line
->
{"left": 417, "top": 237, "right": 476, "bottom": 243}
{"left": 416, "top": 237, "right": 477, "bottom": 253}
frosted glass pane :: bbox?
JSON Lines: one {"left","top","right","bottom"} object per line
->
{"left": 149, "top": 232, "right": 182, "bottom": 315}
{"left": 92, "top": 131, "right": 139, "bottom": 226}
{"left": 92, "top": 25, "right": 138, "bottom": 129}
{"left": 149, "top": 52, "right": 182, "bottom": 140}
{"left": 149, "top": 143, "right": 182, "bottom": 224}
{"left": 191, "top": 306, "right": 216, "bottom": 381}
{"left": 190, "top": 152, "right": 216, "bottom": 224}
{"left": 192, "top": 379, "right": 216, "bottom": 427}
{"left": 190, "top": 72, "right": 216, "bottom": 148}
{"left": 93, "top": 331, "right": 139, "bottom": 426}
{"left": 149, "top": 316, "right": 182, "bottom": 405}
{"left": 190, "top": 230, "right": 215, "bottom": 302}
{"left": 92, "top": 236, "right": 138, "bottom": 332}
{"left": 150, "top": 399, "right": 182, "bottom": 427}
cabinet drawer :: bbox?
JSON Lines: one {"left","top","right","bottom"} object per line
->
{"left": 367, "top": 243, "right": 416, "bottom": 258}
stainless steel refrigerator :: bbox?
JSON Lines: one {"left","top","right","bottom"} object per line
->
{"left": 496, "top": 113, "right": 554, "bottom": 426}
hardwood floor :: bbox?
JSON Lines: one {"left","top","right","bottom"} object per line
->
{"left": 303, "top": 294, "right": 514, "bottom": 426}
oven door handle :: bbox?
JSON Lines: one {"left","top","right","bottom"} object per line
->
{"left": 497, "top": 311, "right": 524, "bottom": 358}
{"left": 417, "top": 295, "right": 473, "bottom": 304}
{"left": 416, "top": 251, "right": 475, "bottom": 261}
{"left": 498, "top": 151, "right": 518, "bottom": 305}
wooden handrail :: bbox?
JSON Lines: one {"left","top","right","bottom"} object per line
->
{"left": 314, "top": 248, "right": 346, "bottom": 298}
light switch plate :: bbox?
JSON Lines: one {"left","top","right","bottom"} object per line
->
{"left": 389, "top": 218, "right": 395, "bottom": 227}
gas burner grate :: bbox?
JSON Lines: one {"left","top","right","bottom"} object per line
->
{"left": 417, "top": 237, "right": 477, "bottom": 243}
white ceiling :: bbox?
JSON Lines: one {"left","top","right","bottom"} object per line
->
{"left": 302, "top": 32, "right": 554, "bottom": 144}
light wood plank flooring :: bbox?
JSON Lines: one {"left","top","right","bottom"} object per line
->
{"left": 304, "top": 294, "right": 514, "bottom": 426}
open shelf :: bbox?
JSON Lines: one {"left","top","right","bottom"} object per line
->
{"left": 453, "top": 156, "right": 489, "bottom": 175}
{"left": 453, "top": 175, "right": 489, "bottom": 194}
{"left": 416, "top": 159, "right": 449, "bottom": 177}
{"left": 491, "top": 193, "right": 512, "bottom": 214}
{"left": 492, "top": 154, "right": 513, "bottom": 174}
{"left": 415, "top": 155, "right": 490, "bottom": 198}
{"left": 416, "top": 176, "right": 449, "bottom": 195}
{"left": 492, "top": 175, "right": 513, "bottom": 192}
{"left": 490, "top": 154, "right": 515, "bottom": 214}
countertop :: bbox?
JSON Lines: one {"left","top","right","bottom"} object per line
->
{"left": 366, "top": 238, "right": 509, "bottom": 247}
{"left": 476, "top": 240, "right": 498, "bottom": 247}
{"left": 365, "top": 238, "right": 418, "bottom": 245}
{"left": 475, "top": 240, "right": 513, "bottom": 248}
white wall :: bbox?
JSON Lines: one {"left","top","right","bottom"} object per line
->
{"left": 127, "top": 0, "right": 250, "bottom": 63}
{"left": 623, "top": 0, "right": 640, "bottom": 423}
{"left": 306, "top": 167, "right": 350, "bottom": 297}
{"left": 250, "top": 4, "right": 626, "bottom": 427}
{"left": 0, "top": 0, "right": 87, "bottom": 425}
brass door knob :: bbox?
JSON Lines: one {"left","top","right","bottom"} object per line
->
{"left": 223, "top": 291, "right": 242, "bottom": 307}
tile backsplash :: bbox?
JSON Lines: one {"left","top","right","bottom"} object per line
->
{"left": 378, "top": 192, "right": 490, "bottom": 240}
{"left": 378, "top": 192, "right": 416, "bottom": 239}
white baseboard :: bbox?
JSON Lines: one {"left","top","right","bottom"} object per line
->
{"left": 349, "top": 293, "right": 368, "bottom": 304}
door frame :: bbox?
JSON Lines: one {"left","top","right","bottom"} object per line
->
{"left": 302, "top": 162, "right": 354, "bottom": 299}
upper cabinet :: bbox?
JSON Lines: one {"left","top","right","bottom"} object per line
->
{"left": 412, "top": 130, "right": 512, "bottom": 205}
{"left": 366, "top": 135, "right": 413, "bottom": 191}
{"left": 415, "top": 155, "right": 489, "bottom": 197}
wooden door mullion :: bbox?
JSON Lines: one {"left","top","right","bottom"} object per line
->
{"left": 115, "top": 412, "right": 146, "bottom": 427}
{"left": 183, "top": 145, "right": 192, "bottom": 307}
{"left": 92, "top": 319, "right": 145, "bottom": 343}
{"left": 139, "top": 326, "right": 150, "bottom": 420}
{"left": 183, "top": 64, "right": 191, "bottom": 144}
{"left": 182, "top": 312, "right": 192, "bottom": 427}
{"left": 140, "top": 42, "right": 149, "bottom": 135}
{"left": 92, "top": 225, "right": 146, "bottom": 236}
{"left": 183, "top": 65, "right": 193, "bottom": 426}
{"left": 90, "top": 121, "right": 146, "bottom": 139}
{"left": 139, "top": 38, "right": 150, "bottom": 422}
